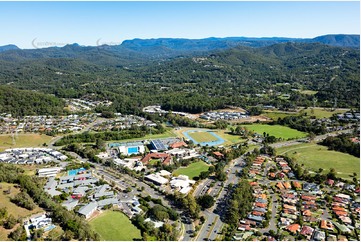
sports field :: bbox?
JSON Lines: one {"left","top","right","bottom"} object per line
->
{"left": 0, "top": 134, "right": 53, "bottom": 151}
{"left": 173, "top": 161, "right": 210, "bottom": 179}
{"left": 187, "top": 131, "right": 218, "bottom": 143}
{"left": 182, "top": 129, "right": 225, "bottom": 146}
{"left": 277, "top": 143, "right": 360, "bottom": 180}
{"left": 90, "top": 211, "right": 141, "bottom": 241}
{"left": 242, "top": 124, "right": 307, "bottom": 140}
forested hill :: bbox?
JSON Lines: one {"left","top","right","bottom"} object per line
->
{"left": 0, "top": 85, "right": 65, "bottom": 116}
{"left": 0, "top": 34, "right": 358, "bottom": 60}
{"left": 0, "top": 44, "right": 19, "bottom": 52}
{"left": 121, "top": 34, "right": 360, "bottom": 53}
{"left": 0, "top": 41, "right": 359, "bottom": 115}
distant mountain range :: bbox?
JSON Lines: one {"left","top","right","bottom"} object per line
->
{"left": 0, "top": 34, "right": 359, "bottom": 59}
{"left": 0, "top": 44, "right": 19, "bottom": 52}
{"left": 0, "top": 36, "right": 359, "bottom": 115}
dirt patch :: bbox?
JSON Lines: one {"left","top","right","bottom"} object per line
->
{"left": 88, "top": 209, "right": 102, "bottom": 221}
{"left": 228, "top": 115, "right": 272, "bottom": 123}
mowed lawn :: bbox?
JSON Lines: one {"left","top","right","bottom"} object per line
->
{"left": 173, "top": 161, "right": 210, "bottom": 179}
{"left": 90, "top": 211, "right": 141, "bottom": 241}
{"left": 277, "top": 144, "right": 360, "bottom": 180}
{"left": 0, "top": 134, "right": 53, "bottom": 151}
{"left": 242, "top": 124, "right": 307, "bottom": 140}
{"left": 187, "top": 131, "right": 218, "bottom": 143}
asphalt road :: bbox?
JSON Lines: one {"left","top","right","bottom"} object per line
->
{"left": 194, "top": 178, "right": 213, "bottom": 197}
{"left": 194, "top": 155, "right": 246, "bottom": 241}
{"left": 270, "top": 129, "right": 353, "bottom": 149}
{"left": 260, "top": 193, "right": 278, "bottom": 234}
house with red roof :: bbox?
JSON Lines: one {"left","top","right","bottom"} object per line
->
{"left": 141, "top": 153, "right": 172, "bottom": 165}
{"left": 286, "top": 224, "right": 300, "bottom": 234}
{"left": 169, "top": 141, "right": 187, "bottom": 149}
{"left": 300, "top": 225, "right": 314, "bottom": 237}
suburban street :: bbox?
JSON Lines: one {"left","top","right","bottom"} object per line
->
{"left": 194, "top": 155, "right": 246, "bottom": 241}
{"left": 260, "top": 194, "right": 278, "bottom": 234}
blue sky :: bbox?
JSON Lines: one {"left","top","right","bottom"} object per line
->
{"left": 0, "top": 1, "right": 359, "bottom": 49}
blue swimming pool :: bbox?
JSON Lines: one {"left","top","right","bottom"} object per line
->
{"left": 127, "top": 146, "right": 139, "bottom": 154}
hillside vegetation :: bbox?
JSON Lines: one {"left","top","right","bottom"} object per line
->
{"left": 0, "top": 40, "right": 358, "bottom": 115}
{"left": 0, "top": 86, "right": 65, "bottom": 116}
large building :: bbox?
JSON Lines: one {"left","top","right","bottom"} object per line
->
{"left": 114, "top": 142, "right": 145, "bottom": 156}
{"left": 145, "top": 174, "right": 169, "bottom": 186}
{"left": 78, "top": 202, "right": 98, "bottom": 219}
{"left": 37, "top": 167, "right": 63, "bottom": 177}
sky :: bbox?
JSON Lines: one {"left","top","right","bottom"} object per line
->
{"left": 0, "top": 1, "right": 359, "bottom": 49}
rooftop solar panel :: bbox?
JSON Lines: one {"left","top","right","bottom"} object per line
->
{"left": 151, "top": 140, "right": 167, "bottom": 150}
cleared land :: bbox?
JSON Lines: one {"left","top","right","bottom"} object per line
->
{"left": 277, "top": 143, "right": 360, "bottom": 180}
{"left": 187, "top": 131, "right": 218, "bottom": 143}
{"left": 299, "top": 90, "right": 318, "bottom": 95}
{"left": 263, "top": 111, "right": 298, "bottom": 121}
{"left": 173, "top": 161, "right": 210, "bottom": 179}
{"left": 242, "top": 124, "right": 307, "bottom": 140}
{"left": 0, "top": 134, "right": 53, "bottom": 152}
{"left": 0, "top": 182, "right": 44, "bottom": 240}
{"left": 302, "top": 108, "right": 348, "bottom": 119}
{"left": 263, "top": 107, "right": 348, "bottom": 120}
{"left": 89, "top": 210, "right": 141, "bottom": 241}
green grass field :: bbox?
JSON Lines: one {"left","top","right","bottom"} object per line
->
{"left": 90, "top": 211, "right": 141, "bottom": 241}
{"left": 0, "top": 134, "right": 53, "bottom": 152}
{"left": 107, "top": 129, "right": 176, "bottom": 143}
{"left": 173, "top": 161, "right": 210, "bottom": 179}
{"left": 187, "top": 131, "right": 218, "bottom": 143}
{"left": 263, "top": 111, "right": 298, "bottom": 121}
{"left": 216, "top": 130, "right": 246, "bottom": 144}
{"left": 277, "top": 143, "right": 360, "bottom": 180}
{"left": 148, "top": 159, "right": 160, "bottom": 165}
{"left": 242, "top": 124, "right": 307, "bottom": 140}
{"left": 301, "top": 108, "right": 347, "bottom": 119}
{"left": 299, "top": 90, "right": 318, "bottom": 95}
